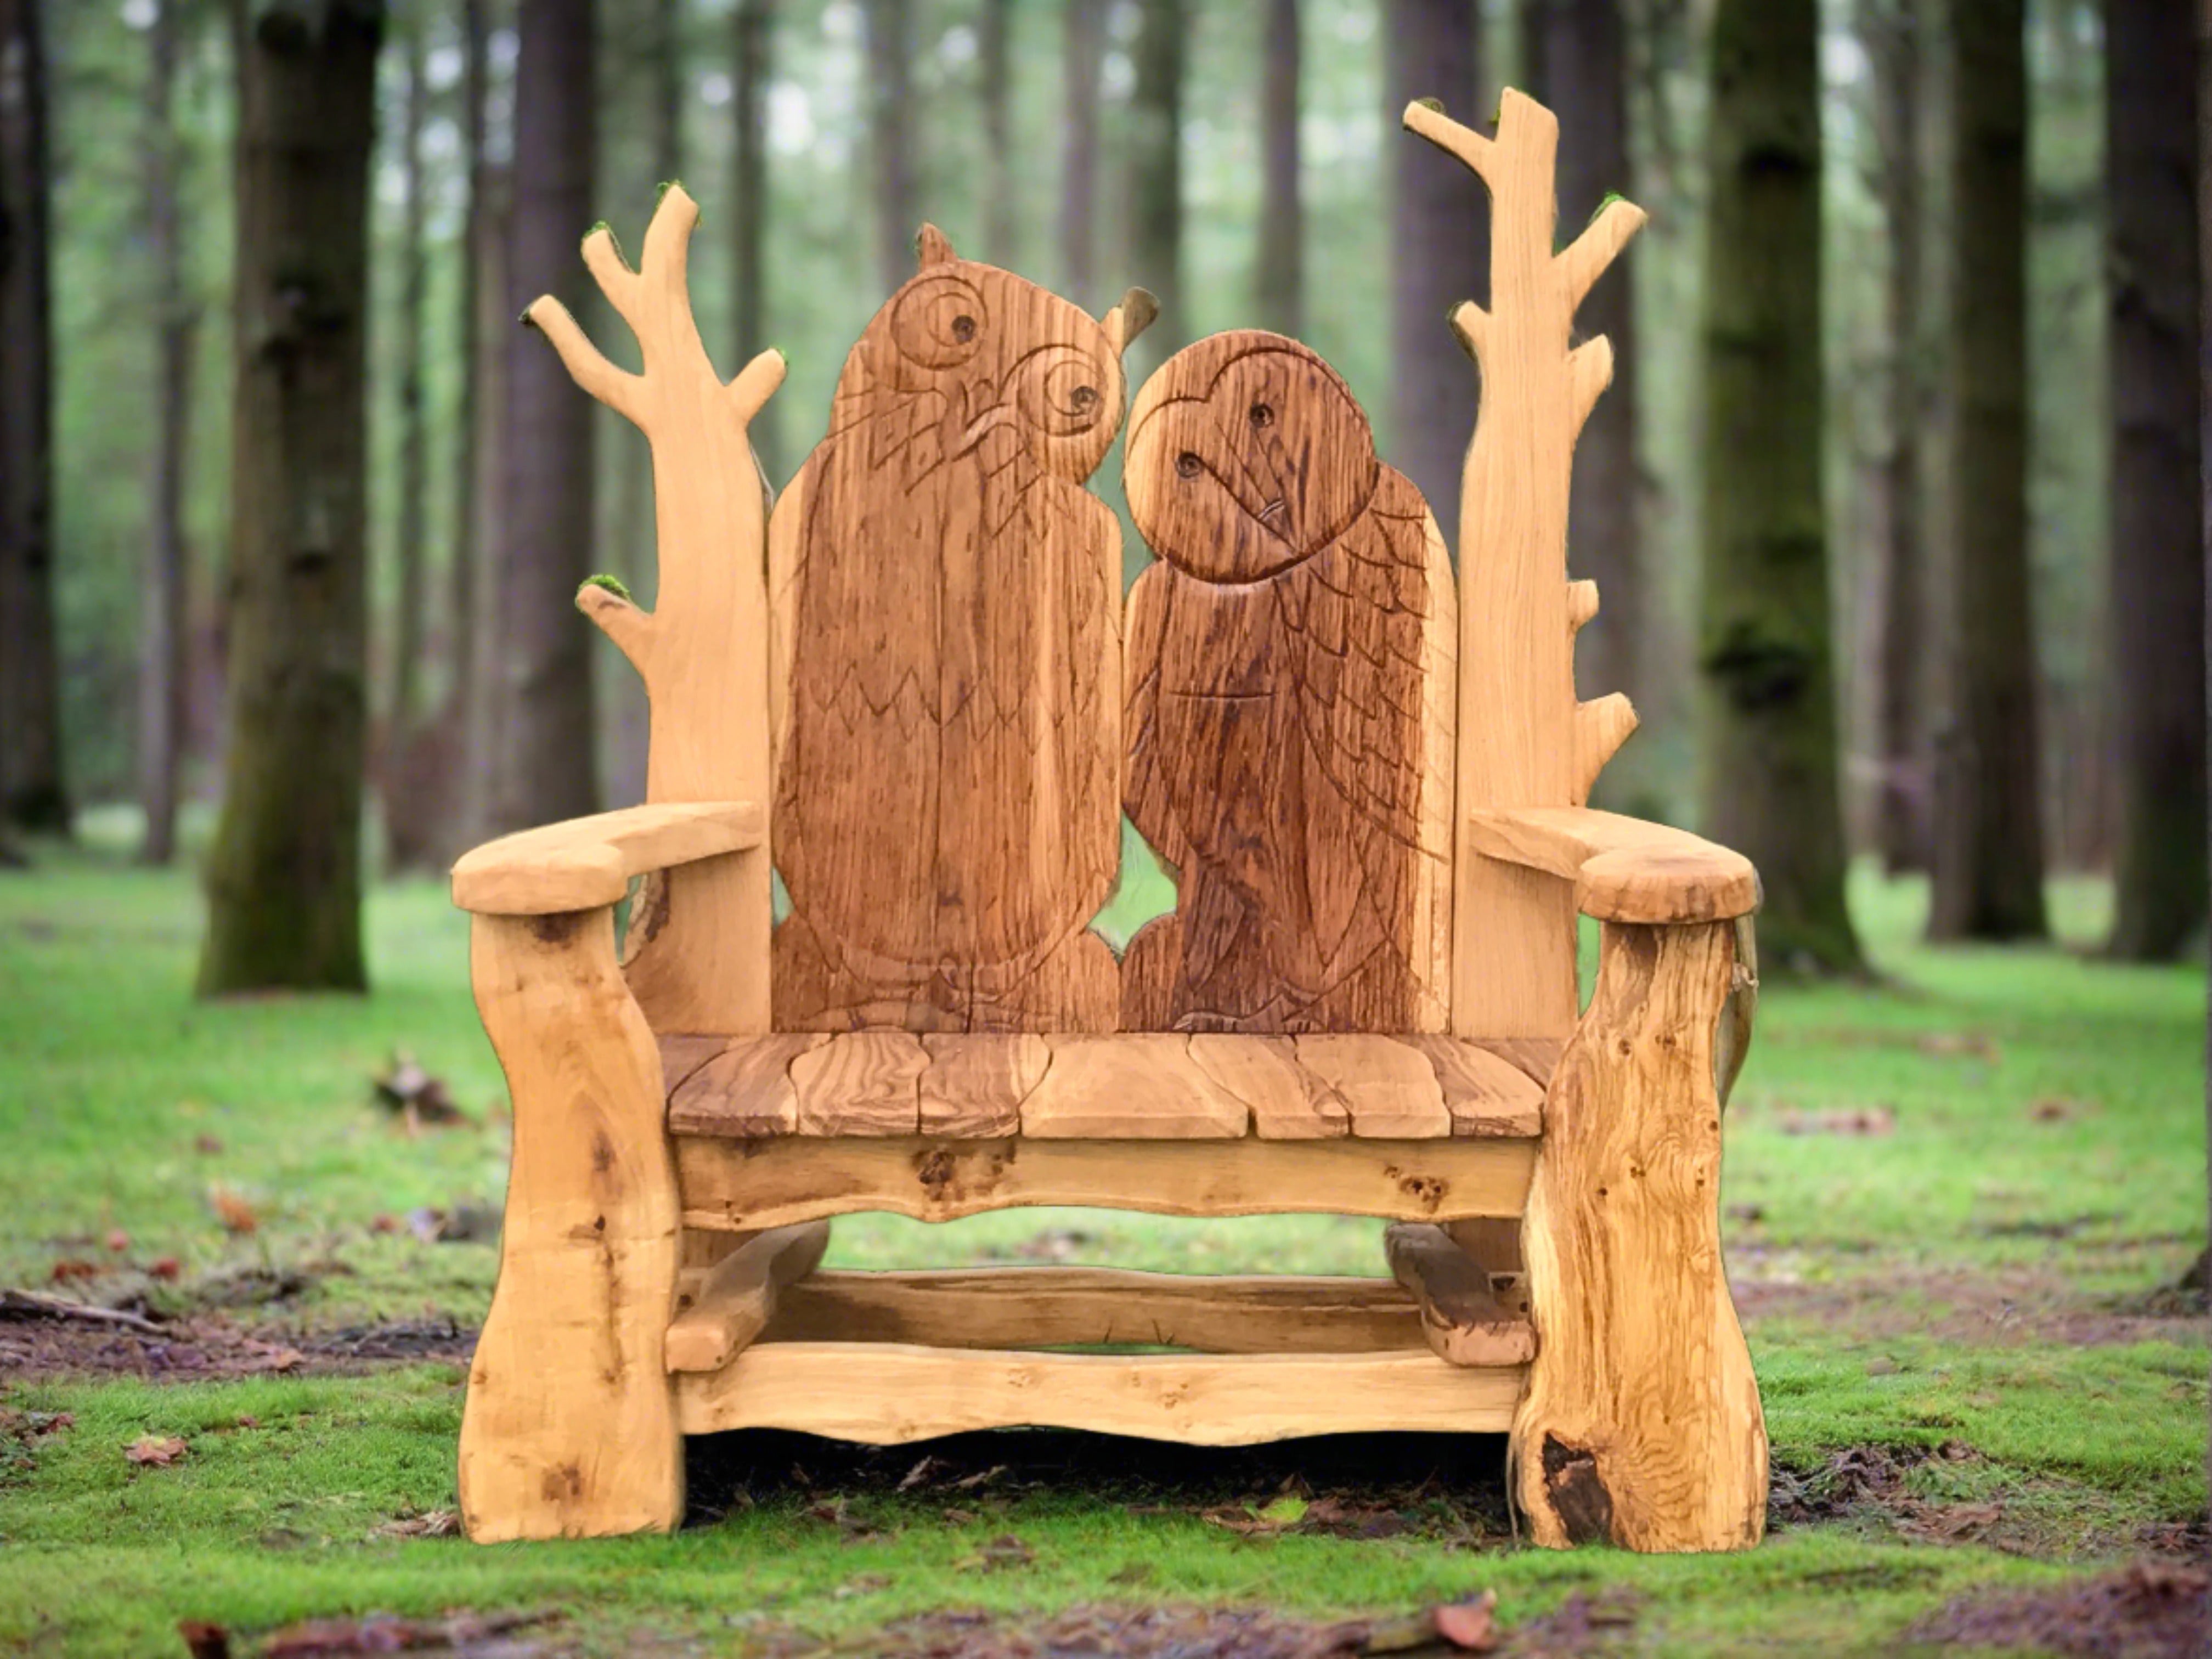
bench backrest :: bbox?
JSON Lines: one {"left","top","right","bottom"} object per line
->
{"left": 761, "top": 228, "right": 1458, "bottom": 1038}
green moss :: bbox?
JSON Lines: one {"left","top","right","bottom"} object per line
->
{"left": 582, "top": 572, "right": 633, "bottom": 602}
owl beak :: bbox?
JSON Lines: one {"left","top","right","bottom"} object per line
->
{"left": 953, "top": 380, "right": 1016, "bottom": 456}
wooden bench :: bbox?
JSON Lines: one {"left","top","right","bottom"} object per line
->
{"left": 450, "top": 89, "right": 1768, "bottom": 1554}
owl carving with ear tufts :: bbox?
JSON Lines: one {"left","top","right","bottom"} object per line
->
{"left": 1121, "top": 330, "right": 1458, "bottom": 1034}
{"left": 769, "top": 225, "right": 1155, "bottom": 1032}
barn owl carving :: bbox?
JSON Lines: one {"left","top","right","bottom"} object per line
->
{"left": 1120, "top": 330, "right": 1458, "bottom": 1034}
{"left": 769, "top": 225, "right": 1154, "bottom": 1032}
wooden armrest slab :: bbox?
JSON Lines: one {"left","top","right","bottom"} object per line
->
{"left": 1464, "top": 806, "right": 1759, "bottom": 924}
{"left": 665, "top": 1031, "right": 1545, "bottom": 1141}
{"left": 451, "top": 801, "right": 764, "bottom": 915}
{"left": 665, "top": 1221, "right": 829, "bottom": 1373}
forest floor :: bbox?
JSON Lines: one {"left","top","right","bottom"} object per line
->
{"left": 0, "top": 845, "right": 2205, "bottom": 1656}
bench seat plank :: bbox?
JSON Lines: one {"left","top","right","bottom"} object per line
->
{"left": 664, "top": 1031, "right": 1545, "bottom": 1140}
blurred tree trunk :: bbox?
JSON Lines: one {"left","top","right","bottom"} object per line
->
{"left": 1928, "top": 0, "right": 2045, "bottom": 940}
{"left": 980, "top": 0, "right": 1013, "bottom": 266}
{"left": 731, "top": 0, "right": 774, "bottom": 476}
{"left": 1545, "top": 0, "right": 1643, "bottom": 789}
{"left": 862, "top": 0, "right": 916, "bottom": 297}
{"left": 2105, "top": 0, "right": 2205, "bottom": 961}
{"left": 461, "top": 162, "right": 511, "bottom": 846}
{"left": 489, "top": 0, "right": 599, "bottom": 834}
{"left": 1861, "top": 0, "right": 1932, "bottom": 873}
{"left": 1060, "top": 0, "right": 1103, "bottom": 301}
{"left": 1255, "top": 0, "right": 1301, "bottom": 337}
{"left": 1384, "top": 0, "right": 1483, "bottom": 550}
{"left": 139, "top": 0, "right": 195, "bottom": 866}
{"left": 199, "top": 0, "right": 383, "bottom": 994}
{"left": 391, "top": 17, "right": 429, "bottom": 737}
{"left": 1697, "top": 0, "right": 1862, "bottom": 974}
{"left": 1128, "top": 0, "right": 1185, "bottom": 382}
{"left": 1517, "top": 0, "right": 1545, "bottom": 97}
{"left": 446, "top": 0, "right": 489, "bottom": 845}
{"left": 0, "top": 0, "right": 66, "bottom": 835}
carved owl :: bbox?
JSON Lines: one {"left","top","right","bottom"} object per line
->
{"left": 769, "top": 225, "right": 1153, "bottom": 1032}
{"left": 1121, "top": 330, "right": 1457, "bottom": 1034}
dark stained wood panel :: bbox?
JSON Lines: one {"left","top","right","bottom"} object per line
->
{"left": 1120, "top": 330, "right": 1457, "bottom": 1035}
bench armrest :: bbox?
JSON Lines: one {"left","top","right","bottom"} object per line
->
{"left": 1464, "top": 806, "right": 1759, "bottom": 925}
{"left": 451, "top": 801, "right": 765, "bottom": 916}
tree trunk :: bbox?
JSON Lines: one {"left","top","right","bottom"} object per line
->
{"left": 980, "top": 0, "right": 1014, "bottom": 266}
{"left": 0, "top": 0, "right": 66, "bottom": 834}
{"left": 139, "top": 0, "right": 195, "bottom": 866}
{"left": 1060, "top": 0, "right": 1103, "bottom": 301}
{"left": 731, "top": 0, "right": 774, "bottom": 478}
{"left": 198, "top": 0, "right": 383, "bottom": 994}
{"left": 444, "top": 0, "right": 488, "bottom": 837}
{"left": 391, "top": 15, "right": 429, "bottom": 735}
{"left": 1696, "top": 0, "right": 1863, "bottom": 975}
{"left": 490, "top": 0, "right": 600, "bottom": 834}
{"left": 1928, "top": 0, "right": 2045, "bottom": 940}
{"left": 1128, "top": 0, "right": 1186, "bottom": 381}
{"left": 1545, "top": 0, "right": 1642, "bottom": 767}
{"left": 1255, "top": 0, "right": 1302, "bottom": 337}
{"left": 1861, "top": 0, "right": 1932, "bottom": 873}
{"left": 2106, "top": 0, "right": 2205, "bottom": 960}
{"left": 1384, "top": 0, "right": 1483, "bottom": 549}
{"left": 461, "top": 162, "right": 512, "bottom": 847}
{"left": 862, "top": 0, "right": 917, "bottom": 299}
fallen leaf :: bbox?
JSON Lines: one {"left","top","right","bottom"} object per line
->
{"left": 897, "top": 1454, "right": 939, "bottom": 1491}
{"left": 974, "top": 1534, "right": 1034, "bottom": 1570}
{"left": 177, "top": 1621, "right": 230, "bottom": 1659}
{"left": 1898, "top": 1500, "right": 2005, "bottom": 1543}
{"left": 950, "top": 1464, "right": 1007, "bottom": 1491}
{"left": 371, "top": 1508, "right": 461, "bottom": 1539}
{"left": 368, "top": 1214, "right": 399, "bottom": 1235}
{"left": 148, "top": 1256, "right": 180, "bottom": 1281}
{"left": 1726, "top": 1203, "right": 1766, "bottom": 1224}
{"left": 209, "top": 1187, "right": 257, "bottom": 1235}
{"left": 261, "top": 1611, "right": 555, "bottom": 1656}
{"left": 257, "top": 1346, "right": 306, "bottom": 1373}
{"left": 104, "top": 1229, "right": 129, "bottom": 1253}
{"left": 49, "top": 1258, "right": 99, "bottom": 1283}
{"left": 1774, "top": 1105, "right": 1895, "bottom": 1137}
{"left": 831, "top": 1573, "right": 891, "bottom": 1599}
{"left": 1434, "top": 1591, "right": 1499, "bottom": 1651}
{"left": 2030, "top": 1097, "right": 2093, "bottom": 1123}
{"left": 193, "top": 1133, "right": 224, "bottom": 1155}
{"left": 126, "top": 1434, "right": 187, "bottom": 1466}
{"left": 234, "top": 1415, "right": 259, "bottom": 1429}
{"left": 373, "top": 1053, "right": 471, "bottom": 1126}
{"left": 940, "top": 1506, "right": 980, "bottom": 1526}
{"left": 1256, "top": 1494, "right": 1309, "bottom": 1526}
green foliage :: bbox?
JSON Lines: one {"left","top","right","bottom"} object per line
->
{"left": 581, "top": 572, "right": 633, "bottom": 602}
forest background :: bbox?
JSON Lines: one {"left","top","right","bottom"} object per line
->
{"left": 1, "top": 0, "right": 2197, "bottom": 993}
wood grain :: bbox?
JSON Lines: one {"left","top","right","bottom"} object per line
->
{"left": 1404, "top": 1035, "right": 1545, "bottom": 1137}
{"left": 1400, "top": 92, "right": 1647, "bottom": 1042}
{"left": 791, "top": 1031, "right": 929, "bottom": 1135}
{"left": 451, "top": 802, "right": 763, "bottom": 915}
{"left": 1384, "top": 1222, "right": 1537, "bottom": 1365}
{"left": 1019, "top": 1035, "right": 1249, "bottom": 1137}
{"left": 664, "top": 1221, "right": 829, "bottom": 1372}
{"left": 1513, "top": 920, "right": 1768, "bottom": 1551}
{"left": 522, "top": 185, "right": 782, "bottom": 1035}
{"left": 676, "top": 1343, "right": 1524, "bottom": 1443}
{"left": 674, "top": 1135, "right": 1536, "bottom": 1231}
{"left": 664, "top": 1032, "right": 1546, "bottom": 1142}
{"left": 1187, "top": 1034, "right": 1348, "bottom": 1138}
{"left": 1121, "top": 330, "right": 1456, "bottom": 1035}
{"left": 1464, "top": 806, "right": 1760, "bottom": 924}
{"left": 456, "top": 911, "right": 681, "bottom": 1541}
{"left": 765, "top": 1267, "right": 1427, "bottom": 1353}
{"left": 769, "top": 234, "right": 1152, "bottom": 1033}
{"left": 1294, "top": 1035, "right": 1450, "bottom": 1138}
{"left": 667, "top": 1033, "right": 826, "bottom": 1136}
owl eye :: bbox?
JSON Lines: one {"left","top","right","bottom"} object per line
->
{"left": 1071, "top": 385, "right": 1098, "bottom": 410}
{"left": 1012, "top": 345, "right": 1113, "bottom": 438}
{"left": 1249, "top": 403, "right": 1274, "bottom": 429}
{"left": 890, "top": 273, "right": 988, "bottom": 368}
{"left": 1176, "top": 452, "right": 1203, "bottom": 479}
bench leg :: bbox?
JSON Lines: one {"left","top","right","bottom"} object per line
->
{"left": 1511, "top": 920, "right": 1767, "bottom": 1551}
{"left": 458, "top": 911, "right": 684, "bottom": 1541}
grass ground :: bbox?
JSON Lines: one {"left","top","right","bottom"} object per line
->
{"left": 0, "top": 843, "right": 2204, "bottom": 1655}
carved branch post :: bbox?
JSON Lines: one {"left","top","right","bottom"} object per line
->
{"left": 527, "top": 185, "right": 784, "bottom": 1036}
{"left": 1403, "top": 91, "right": 1643, "bottom": 1042}
{"left": 458, "top": 909, "right": 683, "bottom": 1539}
{"left": 1512, "top": 919, "right": 1767, "bottom": 1550}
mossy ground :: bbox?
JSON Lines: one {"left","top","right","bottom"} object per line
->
{"left": 0, "top": 844, "right": 2203, "bottom": 1655}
